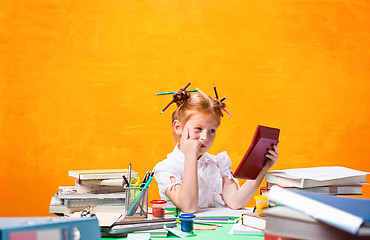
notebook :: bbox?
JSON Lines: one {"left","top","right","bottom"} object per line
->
{"left": 233, "top": 125, "right": 280, "bottom": 180}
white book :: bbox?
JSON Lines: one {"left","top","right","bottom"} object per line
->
{"left": 69, "top": 169, "right": 138, "bottom": 180}
{"left": 266, "top": 166, "right": 368, "bottom": 188}
{"left": 58, "top": 187, "right": 125, "bottom": 199}
{"left": 229, "top": 216, "right": 265, "bottom": 235}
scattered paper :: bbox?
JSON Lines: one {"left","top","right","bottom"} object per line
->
{"left": 126, "top": 233, "right": 150, "bottom": 240}
{"left": 164, "top": 224, "right": 191, "bottom": 238}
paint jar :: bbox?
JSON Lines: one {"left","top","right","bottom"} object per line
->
{"left": 179, "top": 214, "right": 196, "bottom": 232}
{"left": 254, "top": 195, "right": 269, "bottom": 216}
{"left": 150, "top": 199, "right": 167, "bottom": 218}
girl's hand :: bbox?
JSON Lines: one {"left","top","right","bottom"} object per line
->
{"left": 180, "top": 127, "right": 202, "bottom": 159}
{"left": 264, "top": 142, "right": 279, "bottom": 170}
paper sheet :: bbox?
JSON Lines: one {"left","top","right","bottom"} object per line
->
{"left": 193, "top": 207, "right": 253, "bottom": 217}
{"left": 270, "top": 166, "right": 368, "bottom": 181}
{"left": 163, "top": 225, "right": 191, "bottom": 238}
{"left": 126, "top": 233, "right": 150, "bottom": 240}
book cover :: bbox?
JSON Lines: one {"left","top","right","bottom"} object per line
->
{"left": 268, "top": 185, "right": 370, "bottom": 235}
{"left": 233, "top": 125, "right": 280, "bottom": 180}
{"left": 0, "top": 217, "right": 100, "bottom": 240}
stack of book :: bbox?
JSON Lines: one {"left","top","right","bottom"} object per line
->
{"left": 264, "top": 166, "right": 368, "bottom": 195}
{"left": 49, "top": 169, "right": 138, "bottom": 215}
{"left": 265, "top": 185, "right": 370, "bottom": 240}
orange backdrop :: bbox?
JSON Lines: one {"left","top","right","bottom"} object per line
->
{"left": 1, "top": 1, "right": 369, "bottom": 217}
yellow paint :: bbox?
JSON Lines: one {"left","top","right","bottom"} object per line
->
{"left": 1, "top": 1, "right": 369, "bottom": 216}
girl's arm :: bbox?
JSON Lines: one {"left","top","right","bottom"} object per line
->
{"left": 165, "top": 128, "right": 201, "bottom": 213}
{"left": 222, "top": 144, "right": 279, "bottom": 209}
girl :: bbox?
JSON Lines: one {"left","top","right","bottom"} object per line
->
{"left": 154, "top": 86, "right": 279, "bottom": 213}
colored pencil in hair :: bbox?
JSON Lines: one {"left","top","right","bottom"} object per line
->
{"left": 160, "top": 82, "right": 191, "bottom": 114}
{"left": 213, "top": 84, "right": 219, "bottom": 99}
{"left": 155, "top": 89, "right": 197, "bottom": 96}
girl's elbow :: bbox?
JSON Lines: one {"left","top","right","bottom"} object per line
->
{"left": 179, "top": 204, "right": 197, "bottom": 213}
{"left": 227, "top": 204, "right": 240, "bottom": 210}
{"left": 181, "top": 207, "right": 197, "bottom": 214}
{"left": 226, "top": 201, "right": 244, "bottom": 210}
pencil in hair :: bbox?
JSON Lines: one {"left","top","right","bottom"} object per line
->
{"left": 213, "top": 84, "right": 219, "bottom": 99}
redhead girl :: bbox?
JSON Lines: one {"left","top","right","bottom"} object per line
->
{"left": 154, "top": 86, "right": 278, "bottom": 213}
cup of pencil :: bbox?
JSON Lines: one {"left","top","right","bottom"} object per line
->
{"left": 124, "top": 186, "right": 149, "bottom": 218}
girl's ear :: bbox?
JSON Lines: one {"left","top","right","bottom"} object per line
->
{"left": 173, "top": 120, "right": 182, "bottom": 136}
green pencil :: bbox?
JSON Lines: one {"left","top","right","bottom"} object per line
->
{"left": 155, "top": 89, "right": 198, "bottom": 95}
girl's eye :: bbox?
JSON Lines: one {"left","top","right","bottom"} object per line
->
{"left": 209, "top": 129, "right": 215, "bottom": 133}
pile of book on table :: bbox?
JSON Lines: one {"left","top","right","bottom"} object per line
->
{"left": 49, "top": 169, "right": 138, "bottom": 215}
{"left": 49, "top": 169, "right": 177, "bottom": 238}
{"left": 263, "top": 166, "right": 370, "bottom": 240}
{"left": 263, "top": 166, "right": 368, "bottom": 195}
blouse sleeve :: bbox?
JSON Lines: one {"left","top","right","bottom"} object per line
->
{"left": 217, "top": 151, "right": 240, "bottom": 186}
{"left": 153, "top": 160, "right": 183, "bottom": 195}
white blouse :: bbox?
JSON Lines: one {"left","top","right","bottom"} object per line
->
{"left": 153, "top": 144, "right": 239, "bottom": 210}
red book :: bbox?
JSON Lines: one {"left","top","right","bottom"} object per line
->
{"left": 233, "top": 125, "right": 280, "bottom": 180}
{"left": 264, "top": 231, "right": 302, "bottom": 240}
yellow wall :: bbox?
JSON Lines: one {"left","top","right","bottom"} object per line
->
{"left": 1, "top": 1, "right": 369, "bottom": 217}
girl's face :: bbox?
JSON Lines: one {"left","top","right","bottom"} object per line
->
{"left": 180, "top": 113, "right": 219, "bottom": 156}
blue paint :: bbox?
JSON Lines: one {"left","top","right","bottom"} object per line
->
{"left": 179, "top": 214, "right": 196, "bottom": 232}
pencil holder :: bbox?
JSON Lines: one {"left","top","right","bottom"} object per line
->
{"left": 124, "top": 187, "right": 148, "bottom": 218}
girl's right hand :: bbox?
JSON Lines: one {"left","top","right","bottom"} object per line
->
{"left": 180, "top": 127, "right": 202, "bottom": 159}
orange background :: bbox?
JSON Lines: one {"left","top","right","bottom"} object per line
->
{"left": 1, "top": 1, "right": 369, "bottom": 217}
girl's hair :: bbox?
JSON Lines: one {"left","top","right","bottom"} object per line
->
{"left": 171, "top": 90, "right": 226, "bottom": 143}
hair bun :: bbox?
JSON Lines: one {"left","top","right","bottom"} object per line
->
{"left": 173, "top": 90, "right": 190, "bottom": 107}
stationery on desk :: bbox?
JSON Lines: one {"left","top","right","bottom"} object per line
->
{"left": 50, "top": 169, "right": 140, "bottom": 216}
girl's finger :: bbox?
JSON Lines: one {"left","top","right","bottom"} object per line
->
{"left": 266, "top": 153, "right": 277, "bottom": 161}
{"left": 268, "top": 149, "right": 278, "bottom": 157}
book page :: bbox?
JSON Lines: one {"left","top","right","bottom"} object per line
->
{"left": 270, "top": 166, "right": 368, "bottom": 181}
